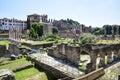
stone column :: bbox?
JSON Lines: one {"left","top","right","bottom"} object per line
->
{"left": 112, "top": 26, "right": 114, "bottom": 35}
{"left": 104, "top": 27, "right": 106, "bottom": 35}
{"left": 118, "top": 49, "right": 120, "bottom": 60}
{"left": 99, "top": 51, "right": 105, "bottom": 67}
{"left": 86, "top": 51, "right": 97, "bottom": 73}
{"left": 113, "top": 50, "right": 119, "bottom": 61}
{"left": 107, "top": 51, "right": 112, "bottom": 64}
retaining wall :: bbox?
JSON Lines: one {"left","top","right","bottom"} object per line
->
{"left": 26, "top": 55, "right": 74, "bottom": 80}
{"left": 22, "top": 42, "right": 54, "bottom": 49}
{"left": 73, "top": 68, "right": 105, "bottom": 80}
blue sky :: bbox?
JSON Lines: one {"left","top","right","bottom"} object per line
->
{"left": 0, "top": 0, "right": 120, "bottom": 27}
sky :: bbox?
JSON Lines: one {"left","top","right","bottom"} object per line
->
{"left": 0, "top": 0, "right": 120, "bottom": 27}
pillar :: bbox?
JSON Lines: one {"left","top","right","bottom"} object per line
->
{"left": 118, "top": 49, "right": 120, "bottom": 60}
{"left": 113, "top": 50, "right": 119, "bottom": 61}
{"left": 107, "top": 51, "right": 112, "bottom": 64}
{"left": 86, "top": 51, "right": 97, "bottom": 73}
{"left": 99, "top": 51, "right": 105, "bottom": 67}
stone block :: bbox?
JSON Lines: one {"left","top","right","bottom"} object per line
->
{"left": 0, "top": 69, "right": 16, "bottom": 80}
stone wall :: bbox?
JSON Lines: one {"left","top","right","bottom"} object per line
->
{"left": 30, "top": 57, "right": 74, "bottom": 80}
{"left": 8, "top": 43, "right": 20, "bottom": 56}
{"left": 0, "top": 45, "right": 6, "bottom": 57}
{"left": 58, "top": 31, "right": 76, "bottom": 39}
{"left": 66, "top": 45, "right": 80, "bottom": 65}
{"left": 22, "top": 42, "right": 54, "bottom": 49}
{"left": 48, "top": 43, "right": 120, "bottom": 74}
{"left": 48, "top": 43, "right": 80, "bottom": 66}
{"left": 81, "top": 44, "right": 120, "bottom": 73}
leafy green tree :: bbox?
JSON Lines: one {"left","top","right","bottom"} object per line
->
{"left": 102, "top": 24, "right": 120, "bottom": 35}
{"left": 29, "top": 22, "right": 44, "bottom": 38}
{"left": 103, "top": 25, "right": 112, "bottom": 35}
{"left": 29, "top": 27, "right": 35, "bottom": 38}
{"left": 27, "top": 17, "right": 30, "bottom": 29}
{"left": 31, "top": 22, "right": 44, "bottom": 37}
{"left": 79, "top": 33, "right": 99, "bottom": 44}
{"left": 92, "top": 27, "right": 103, "bottom": 35}
{"left": 52, "top": 26, "right": 58, "bottom": 34}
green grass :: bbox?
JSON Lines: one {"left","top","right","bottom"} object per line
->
{"left": 0, "top": 58, "right": 32, "bottom": 71}
{"left": 21, "top": 39, "right": 54, "bottom": 45}
{"left": 79, "top": 63, "right": 86, "bottom": 71}
{"left": 97, "top": 40, "right": 120, "bottom": 44}
{"left": 57, "top": 38, "right": 73, "bottom": 44}
{"left": 15, "top": 67, "right": 48, "bottom": 80}
{"left": 21, "top": 45, "right": 31, "bottom": 49}
{"left": 0, "top": 57, "right": 48, "bottom": 80}
{"left": 0, "top": 40, "right": 10, "bottom": 49}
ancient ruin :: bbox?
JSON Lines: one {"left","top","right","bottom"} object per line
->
{"left": 0, "top": 69, "right": 16, "bottom": 80}
{"left": 48, "top": 43, "right": 120, "bottom": 74}
{"left": 9, "top": 26, "right": 22, "bottom": 42}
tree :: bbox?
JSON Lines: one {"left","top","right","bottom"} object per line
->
{"left": 92, "top": 27, "right": 103, "bottom": 35}
{"left": 103, "top": 25, "right": 112, "bottom": 35}
{"left": 27, "top": 17, "right": 30, "bottom": 29}
{"left": 52, "top": 26, "right": 58, "bottom": 34}
{"left": 31, "top": 22, "right": 44, "bottom": 37}
{"left": 102, "top": 24, "right": 120, "bottom": 35}
{"left": 29, "top": 27, "right": 38, "bottom": 38}
{"left": 29, "top": 22, "right": 44, "bottom": 38}
{"left": 79, "top": 33, "right": 99, "bottom": 44}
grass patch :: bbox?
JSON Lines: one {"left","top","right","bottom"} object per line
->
{"left": 0, "top": 58, "right": 32, "bottom": 71}
{"left": 0, "top": 57, "right": 48, "bottom": 80}
{"left": 0, "top": 40, "right": 10, "bottom": 49}
{"left": 58, "top": 38, "right": 73, "bottom": 44}
{"left": 21, "top": 45, "right": 31, "bottom": 50}
{"left": 21, "top": 39, "right": 54, "bottom": 45}
{"left": 25, "top": 72, "right": 48, "bottom": 80}
{"left": 79, "top": 62, "right": 86, "bottom": 71}
{"left": 97, "top": 40, "right": 120, "bottom": 44}
{"left": 15, "top": 67, "right": 47, "bottom": 80}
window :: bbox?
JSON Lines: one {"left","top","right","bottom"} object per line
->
{"left": 9, "top": 20, "right": 11, "bottom": 22}
{"left": 2, "top": 22, "right": 4, "bottom": 25}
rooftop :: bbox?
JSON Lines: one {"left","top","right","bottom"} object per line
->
{"left": 27, "top": 13, "right": 47, "bottom": 17}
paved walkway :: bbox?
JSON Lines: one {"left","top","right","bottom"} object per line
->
{"left": 30, "top": 53, "right": 85, "bottom": 78}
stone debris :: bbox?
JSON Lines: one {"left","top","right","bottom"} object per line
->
{"left": 0, "top": 69, "right": 16, "bottom": 80}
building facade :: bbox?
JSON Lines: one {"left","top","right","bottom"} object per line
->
{"left": 80, "top": 24, "right": 92, "bottom": 33}
{"left": 0, "top": 18, "right": 27, "bottom": 31}
{"left": 27, "top": 14, "right": 52, "bottom": 35}
{"left": 27, "top": 14, "right": 48, "bottom": 27}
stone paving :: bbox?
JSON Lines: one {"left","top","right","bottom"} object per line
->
{"left": 30, "top": 52, "right": 85, "bottom": 78}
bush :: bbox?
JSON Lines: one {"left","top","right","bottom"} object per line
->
{"left": 52, "top": 26, "right": 58, "bottom": 34}
{"left": 45, "top": 34, "right": 60, "bottom": 42}
{"left": 29, "top": 22, "right": 44, "bottom": 38}
{"left": 21, "top": 34, "right": 29, "bottom": 39}
{"left": 79, "top": 33, "right": 99, "bottom": 44}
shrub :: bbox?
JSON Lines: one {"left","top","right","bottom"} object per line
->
{"left": 45, "top": 34, "right": 60, "bottom": 42}
{"left": 29, "top": 22, "right": 44, "bottom": 38}
{"left": 79, "top": 33, "right": 99, "bottom": 44}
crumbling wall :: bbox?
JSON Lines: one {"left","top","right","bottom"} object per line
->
{"left": 8, "top": 43, "right": 20, "bottom": 56}
{"left": 0, "top": 45, "right": 6, "bottom": 57}
{"left": 48, "top": 43, "right": 80, "bottom": 66}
